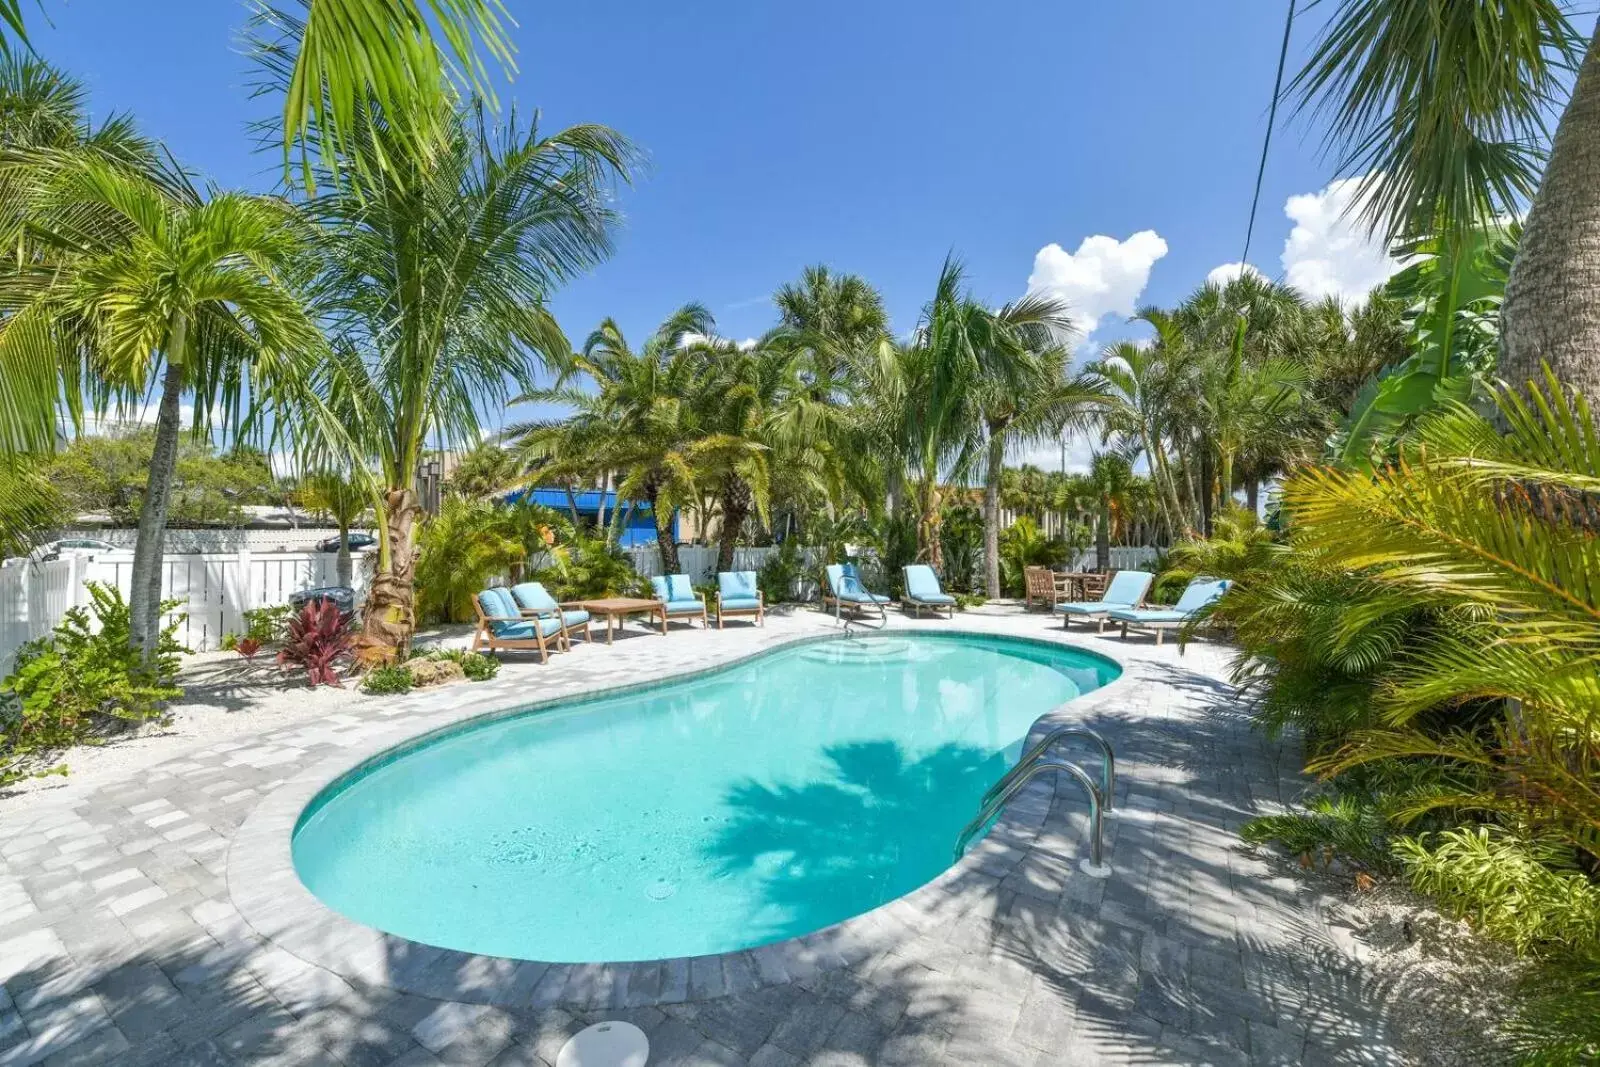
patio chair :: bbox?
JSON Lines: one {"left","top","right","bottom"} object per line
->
{"left": 471, "top": 587, "right": 567, "bottom": 663}
{"left": 901, "top": 564, "right": 956, "bottom": 619}
{"left": 650, "top": 574, "right": 709, "bottom": 629}
{"left": 821, "top": 563, "right": 889, "bottom": 621}
{"left": 714, "top": 571, "right": 765, "bottom": 628}
{"left": 1023, "top": 566, "right": 1056, "bottom": 609}
{"left": 1106, "top": 577, "right": 1231, "bottom": 647}
{"left": 1053, "top": 570, "right": 1154, "bottom": 633}
{"left": 510, "top": 581, "right": 592, "bottom": 644}
{"left": 1079, "top": 571, "right": 1111, "bottom": 599}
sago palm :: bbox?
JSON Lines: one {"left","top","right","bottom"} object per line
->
{"left": 1283, "top": 371, "right": 1600, "bottom": 858}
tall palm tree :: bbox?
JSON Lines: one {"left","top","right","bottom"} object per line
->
{"left": 0, "top": 57, "right": 162, "bottom": 458}
{"left": 513, "top": 306, "right": 715, "bottom": 577}
{"left": 1290, "top": 0, "right": 1591, "bottom": 393}
{"left": 1087, "top": 452, "right": 1135, "bottom": 572}
{"left": 970, "top": 295, "right": 1103, "bottom": 598}
{"left": 305, "top": 98, "right": 632, "bottom": 652}
{"left": 0, "top": 153, "right": 327, "bottom": 659}
{"left": 1088, "top": 334, "right": 1188, "bottom": 540}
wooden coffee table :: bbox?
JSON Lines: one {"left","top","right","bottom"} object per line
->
{"left": 573, "top": 597, "right": 667, "bottom": 644}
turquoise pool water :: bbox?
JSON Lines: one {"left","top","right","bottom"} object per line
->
{"left": 291, "top": 633, "right": 1119, "bottom": 963}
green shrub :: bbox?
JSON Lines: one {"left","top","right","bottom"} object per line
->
{"left": 429, "top": 648, "right": 499, "bottom": 682}
{"left": 1394, "top": 827, "right": 1600, "bottom": 956}
{"left": 954, "top": 593, "right": 986, "bottom": 611}
{"left": 757, "top": 539, "right": 805, "bottom": 603}
{"left": 220, "top": 632, "right": 239, "bottom": 652}
{"left": 241, "top": 604, "right": 293, "bottom": 644}
{"left": 0, "top": 583, "right": 185, "bottom": 785}
{"left": 361, "top": 665, "right": 413, "bottom": 695}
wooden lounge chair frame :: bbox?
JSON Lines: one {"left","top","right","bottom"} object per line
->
{"left": 715, "top": 589, "right": 765, "bottom": 628}
{"left": 471, "top": 592, "right": 568, "bottom": 663}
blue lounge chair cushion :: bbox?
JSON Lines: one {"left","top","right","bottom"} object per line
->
{"left": 661, "top": 600, "right": 704, "bottom": 615}
{"left": 1054, "top": 602, "right": 1119, "bottom": 616}
{"left": 719, "top": 596, "right": 762, "bottom": 611}
{"left": 1107, "top": 578, "right": 1231, "bottom": 624}
{"left": 1101, "top": 569, "right": 1155, "bottom": 606}
{"left": 650, "top": 574, "right": 698, "bottom": 603}
{"left": 560, "top": 609, "right": 591, "bottom": 629}
{"left": 825, "top": 563, "right": 890, "bottom": 603}
{"left": 1106, "top": 608, "right": 1187, "bottom": 624}
{"left": 718, "top": 571, "right": 759, "bottom": 601}
{"left": 903, "top": 564, "right": 956, "bottom": 604}
{"left": 491, "top": 617, "right": 565, "bottom": 641}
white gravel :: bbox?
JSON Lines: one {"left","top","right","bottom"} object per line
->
{"left": 1, "top": 624, "right": 477, "bottom": 815}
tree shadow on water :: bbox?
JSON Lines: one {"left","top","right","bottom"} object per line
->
{"left": 707, "top": 739, "right": 1003, "bottom": 943}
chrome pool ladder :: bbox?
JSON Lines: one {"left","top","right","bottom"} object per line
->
{"left": 953, "top": 726, "right": 1116, "bottom": 878}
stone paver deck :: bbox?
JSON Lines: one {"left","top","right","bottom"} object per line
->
{"left": 0, "top": 607, "right": 1403, "bottom": 1066}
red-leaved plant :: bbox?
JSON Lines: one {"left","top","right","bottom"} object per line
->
{"left": 276, "top": 600, "right": 351, "bottom": 687}
{"left": 236, "top": 637, "right": 262, "bottom": 660}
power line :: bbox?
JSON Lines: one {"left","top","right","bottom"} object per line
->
{"left": 1240, "top": 0, "right": 1297, "bottom": 270}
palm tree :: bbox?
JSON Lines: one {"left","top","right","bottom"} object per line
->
{"left": 969, "top": 295, "right": 1102, "bottom": 598}
{"left": 305, "top": 98, "right": 632, "bottom": 652}
{"left": 1087, "top": 452, "right": 1135, "bottom": 572}
{"left": 513, "top": 306, "right": 715, "bottom": 576}
{"left": 1088, "top": 334, "right": 1188, "bottom": 540}
{"left": 0, "top": 153, "right": 326, "bottom": 659}
{"left": 1289, "top": 0, "right": 1592, "bottom": 393}
{"left": 299, "top": 467, "right": 369, "bottom": 587}
{"left": 0, "top": 57, "right": 162, "bottom": 458}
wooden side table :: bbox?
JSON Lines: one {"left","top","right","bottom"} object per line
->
{"left": 571, "top": 597, "right": 668, "bottom": 644}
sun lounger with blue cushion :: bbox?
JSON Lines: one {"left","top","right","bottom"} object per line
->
{"left": 821, "top": 563, "right": 889, "bottom": 621}
{"left": 650, "top": 573, "right": 709, "bottom": 630}
{"left": 715, "top": 570, "right": 764, "bottom": 627}
{"left": 1106, "top": 577, "right": 1231, "bottom": 646}
{"left": 1053, "top": 569, "right": 1154, "bottom": 633}
{"left": 510, "top": 581, "right": 592, "bottom": 644}
{"left": 471, "top": 587, "right": 567, "bottom": 662}
{"left": 901, "top": 564, "right": 956, "bottom": 619}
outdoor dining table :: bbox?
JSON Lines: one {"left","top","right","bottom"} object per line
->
{"left": 1052, "top": 571, "right": 1087, "bottom": 602}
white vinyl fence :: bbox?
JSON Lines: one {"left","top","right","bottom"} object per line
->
{"left": 54, "top": 527, "right": 374, "bottom": 554}
{"left": 1068, "top": 546, "right": 1164, "bottom": 572}
{"left": 0, "top": 550, "right": 370, "bottom": 670}
{"left": 622, "top": 544, "right": 826, "bottom": 584}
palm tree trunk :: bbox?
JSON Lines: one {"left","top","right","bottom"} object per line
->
{"left": 361, "top": 487, "right": 421, "bottom": 653}
{"left": 716, "top": 481, "right": 751, "bottom": 573}
{"left": 648, "top": 483, "right": 680, "bottom": 574}
{"left": 983, "top": 435, "right": 1005, "bottom": 596}
{"left": 1141, "top": 428, "right": 1182, "bottom": 543}
{"left": 1500, "top": 20, "right": 1600, "bottom": 397}
{"left": 128, "top": 353, "right": 186, "bottom": 662}
{"left": 336, "top": 519, "right": 353, "bottom": 589}
{"left": 1199, "top": 448, "right": 1216, "bottom": 538}
{"left": 595, "top": 471, "right": 609, "bottom": 531}
{"left": 1095, "top": 497, "right": 1110, "bottom": 572}
{"left": 1245, "top": 480, "right": 1260, "bottom": 517}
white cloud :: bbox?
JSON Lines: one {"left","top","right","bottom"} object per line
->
{"left": 1280, "top": 177, "right": 1404, "bottom": 304}
{"left": 1205, "top": 262, "right": 1265, "bottom": 288}
{"left": 1025, "top": 230, "right": 1169, "bottom": 342}
{"left": 679, "top": 332, "right": 759, "bottom": 351}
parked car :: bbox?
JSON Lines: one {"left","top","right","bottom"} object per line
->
{"left": 23, "top": 538, "right": 121, "bottom": 564}
{"left": 314, "top": 533, "right": 377, "bottom": 553}
{"left": 288, "top": 586, "right": 357, "bottom": 617}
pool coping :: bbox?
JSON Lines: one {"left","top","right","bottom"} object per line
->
{"left": 227, "top": 621, "right": 1139, "bottom": 1011}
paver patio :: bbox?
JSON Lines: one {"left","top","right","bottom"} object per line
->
{"left": 0, "top": 607, "right": 1405, "bottom": 1066}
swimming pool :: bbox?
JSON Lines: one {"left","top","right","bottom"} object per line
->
{"left": 291, "top": 633, "right": 1119, "bottom": 963}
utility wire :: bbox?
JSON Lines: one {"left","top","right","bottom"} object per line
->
{"left": 1240, "top": 0, "right": 1297, "bottom": 269}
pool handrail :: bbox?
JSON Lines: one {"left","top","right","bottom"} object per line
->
{"left": 953, "top": 757, "right": 1110, "bottom": 876}
{"left": 983, "top": 726, "right": 1114, "bottom": 814}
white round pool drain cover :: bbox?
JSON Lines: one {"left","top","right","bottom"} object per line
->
{"left": 556, "top": 1021, "right": 648, "bottom": 1067}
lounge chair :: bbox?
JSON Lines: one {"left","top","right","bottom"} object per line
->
{"left": 650, "top": 574, "right": 709, "bottom": 629}
{"left": 821, "top": 563, "right": 889, "bottom": 621}
{"left": 901, "top": 564, "right": 956, "bottom": 619}
{"left": 715, "top": 571, "right": 765, "bottom": 628}
{"left": 1053, "top": 569, "right": 1154, "bottom": 633}
{"left": 510, "top": 582, "right": 592, "bottom": 644}
{"left": 471, "top": 587, "right": 567, "bottom": 662}
{"left": 1106, "top": 577, "right": 1231, "bottom": 646}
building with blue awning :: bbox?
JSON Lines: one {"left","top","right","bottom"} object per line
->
{"left": 504, "top": 487, "right": 676, "bottom": 548}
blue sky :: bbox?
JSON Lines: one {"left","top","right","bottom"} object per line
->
{"left": 33, "top": 1, "right": 1525, "bottom": 465}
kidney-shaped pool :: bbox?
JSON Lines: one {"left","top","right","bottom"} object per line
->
{"left": 292, "top": 632, "right": 1120, "bottom": 963}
